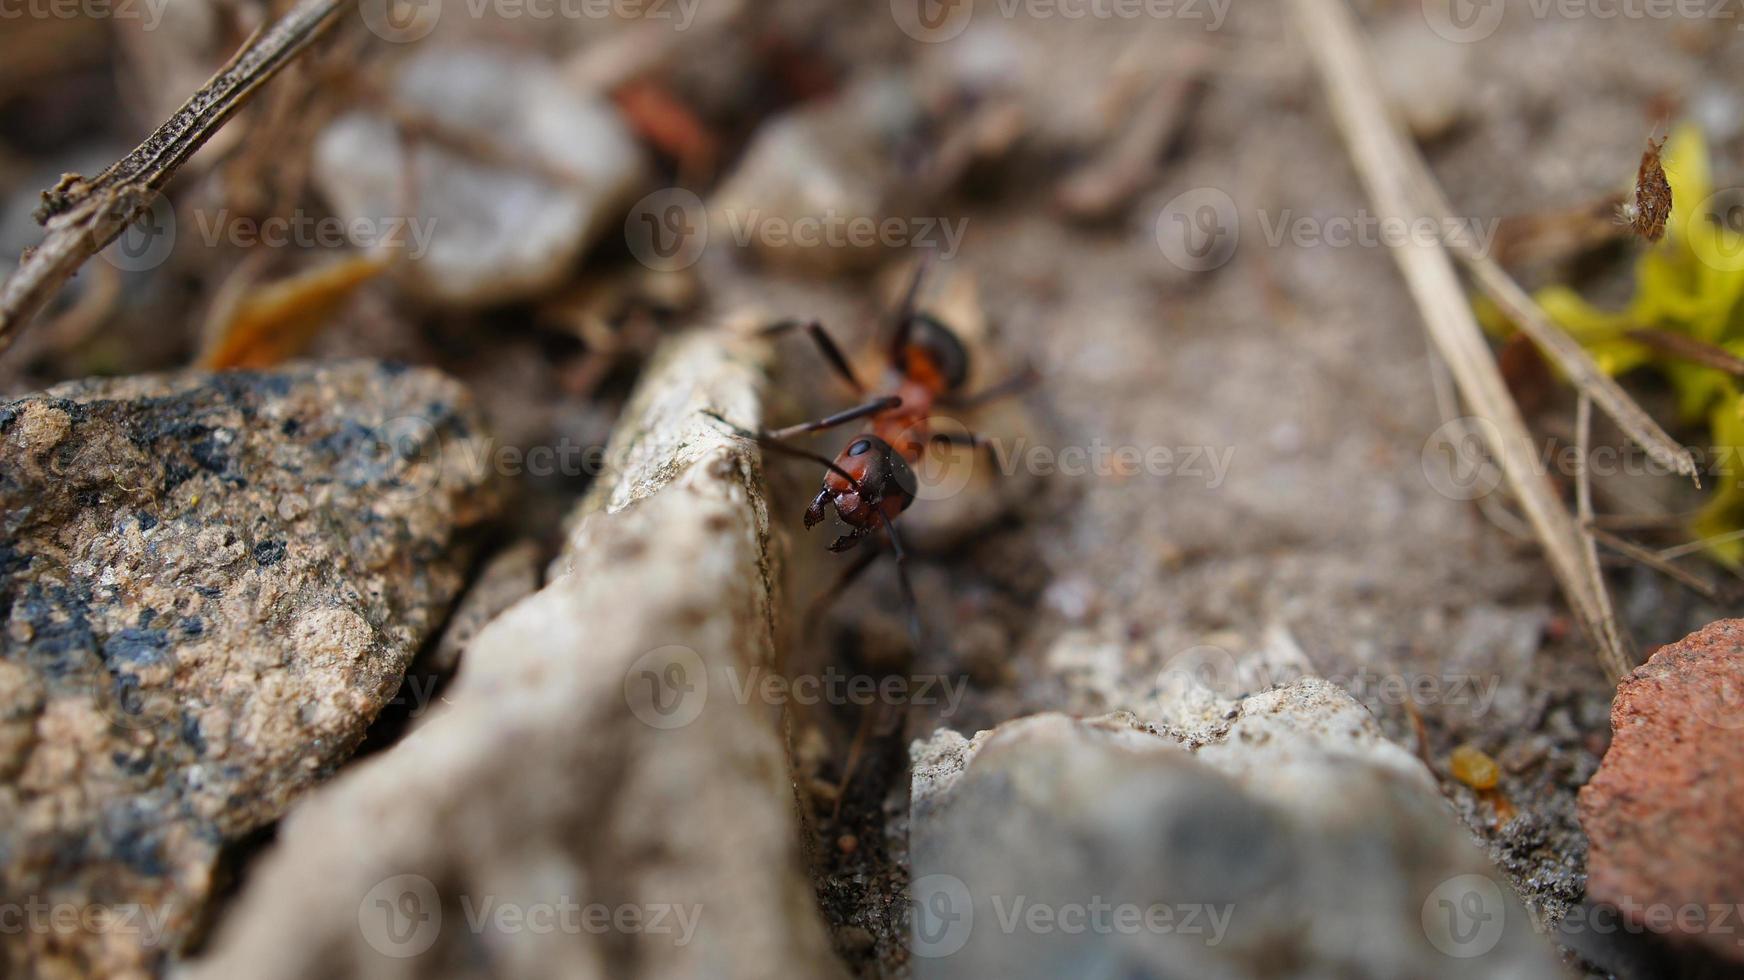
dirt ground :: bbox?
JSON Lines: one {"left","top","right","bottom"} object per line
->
{"left": 726, "top": 8, "right": 1741, "bottom": 976}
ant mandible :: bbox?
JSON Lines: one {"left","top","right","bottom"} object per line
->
{"left": 706, "top": 255, "right": 1034, "bottom": 647}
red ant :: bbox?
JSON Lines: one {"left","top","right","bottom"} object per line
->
{"left": 706, "top": 257, "right": 1034, "bottom": 647}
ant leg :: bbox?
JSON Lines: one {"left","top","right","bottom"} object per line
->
{"left": 887, "top": 252, "right": 934, "bottom": 364}
{"left": 803, "top": 546, "right": 880, "bottom": 637}
{"left": 877, "top": 512, "right": 922, "bottom": 652}
{"left": 930, "top": 431, "right": 1002, "bottom": 474}
{"left": 831, "top": 700, "right": 887, "bottom": 822}
{"left": 943, "top": 365, "right": 1041, "bottom": 409}
{"left": 766, "top": 395, "right": 901, "bottom": 440}
{"left": 763, "top": 319, "right": 866, "bottom": 395}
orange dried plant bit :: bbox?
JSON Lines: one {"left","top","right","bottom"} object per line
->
{"left": 202, "top": 253, "right": 390, "bottom": 370}
{"left": 611, "top": 79, "right": 718, "bottom": 180}
{"left": 1449, "top": 743, "right": 1500, "bottom": 790}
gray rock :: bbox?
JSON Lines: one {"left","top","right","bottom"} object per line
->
{"left": 709, "top": 75, "right": 926, "bottom": 274}
{"left": 908, "top": 680, "right": 1561, "bottom": 979}
{"left": 0, "top": 361, "right": 497, "bottom": 978}
{"left": 178, "top": 329, "right": 843, "bottom": 980}
{"left": 313, "top": 46, "right": 647, "bottom": 307}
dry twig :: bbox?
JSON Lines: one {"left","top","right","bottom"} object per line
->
{"left": 1396, "top": 148, "right": 1697, "bottom": 485}
{"left": 1624, "top": 327, "right": 1744, "bottom": 377}
{"left": 1575, "top": 394, "right": 1635, "bottom": 665}
{"left": 1585, "top": 524, "right": 1720, "bottom": 600}
{"left": 1291, "top": 0, "right": 1634, "bottom": 681}
{"left": 0, "top": 0, "right": 348, "bottom": 356}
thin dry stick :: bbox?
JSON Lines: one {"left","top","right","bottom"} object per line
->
{"left": 1423, "top": 337, "right": 1534, "bottom": 542}
{"left": 1424, "top": 175, "right": 1699, "bottom": 486}
{"left": 1575, "top": 394, "right": 1635, "bottom": 664}
{"left": 0, "top": 0, "right": 348, "bottom": 356}
{"left": 1291, "top": 0, "right": 1632, "bottom": 681}
{"left": 1658, "top": 528, "right": 1744, "bottom": 561}
{"left": 1586, "top": 524, "right": 1720, "bottom": 600}
{"left": 1624, "top": 327, "right": 1744, "bottom": 377}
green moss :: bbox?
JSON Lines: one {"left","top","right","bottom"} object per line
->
{"left": 1500, "top": 124, "right": 1744, "bottom": 564}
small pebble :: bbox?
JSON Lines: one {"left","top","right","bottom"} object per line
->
{"left": 1450, "top": 743, "right": 1500, "bottom": 790}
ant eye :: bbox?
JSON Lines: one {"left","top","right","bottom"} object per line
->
{"left": 848, "top": 439, "right": 872, "bottom": 456}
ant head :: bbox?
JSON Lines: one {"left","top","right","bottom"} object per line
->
{"left": 805, "top": 435, "right": 917, "bottom": 533}
{"left": 898, "top": 313, "right": 971, "bottom": 393}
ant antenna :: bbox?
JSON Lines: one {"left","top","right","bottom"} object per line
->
{"left": 702, "top": 410, "right": 865, "bottom": 487}
{"left": 706, "top": 409, "right": 925, "bottom": 655}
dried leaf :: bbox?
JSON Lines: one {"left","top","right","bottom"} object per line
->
{"left": 201, "top": 254, "right": 388, "bottom": 370}
{"left": 1620, "top": 136, "right": 1671, "bottom": 243}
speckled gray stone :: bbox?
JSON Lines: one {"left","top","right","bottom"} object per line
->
{"left": 0, "top": 360, "right": 497, "bottom": 978}
{"left": 909, "top": 680, "right": 1562, "bottom": 979}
